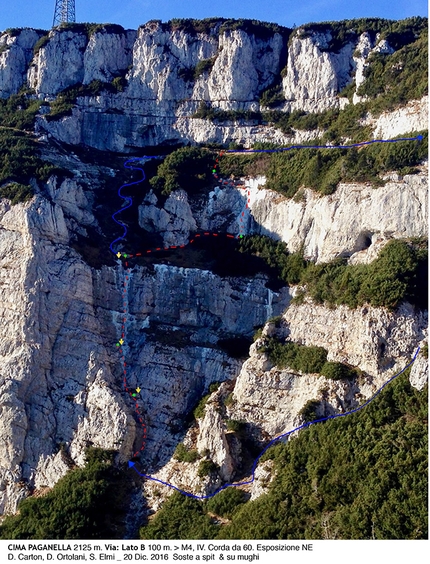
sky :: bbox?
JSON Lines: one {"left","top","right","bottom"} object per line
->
{"left": 0, "top": 0, "right": 428, "bottom": 32}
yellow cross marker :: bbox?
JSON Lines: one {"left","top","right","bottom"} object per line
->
{"left": 119, "top": 338, "right": 124, "bottom": 345}
{"left": 136, "top": 387, "right": 141, "bottom": 393}
{"left": 116, "top": 252, "right": 121, "bottom": 258}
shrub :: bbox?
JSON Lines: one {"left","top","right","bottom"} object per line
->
{"left": 262, "top": 338, "right": 328, "bottom": 373}
{"left": 0, "top": 182, "right": 33, "bottom": 205}
{"left": 198, "top": 459, "right": 219, "bottom": 478}
{"left": 260, "top": 84, "right": 285, "bottom": 108}
{"left": 299, "top": 399, "right": 321, "bottom": 422}
{"left": 149, "top": 146, "right": 214, "bottom": 196}
{"left": 33, "top": 34, "right": 50, "bottom": 54}
{"left": 321, "top": 361, "right": 356, "bottom": 380}
{"left": 174, "top": 443, "right": 200, "bottom": 463}
{"left": 140, "top": 492, "right": 218, "bottom": 539}
{"left": 226, "top": 420, "right": 246, "bottom": 433}
{"left": 194, "top": 58, "right": 216, "bottom": 79}
{"left": 0, "top": 448, "right": 130, "bottom": 539}
{"left": 206, "top": 488, "right": 247, "bottom": 518}
{"left": 223, "top": 393, "right": 235, "bottom": 407}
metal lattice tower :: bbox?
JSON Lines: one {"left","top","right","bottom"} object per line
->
{"left": 53, "top": 0, "right": 76, "bottom": 27}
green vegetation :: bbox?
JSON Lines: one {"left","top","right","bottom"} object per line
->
{"left": 300, "top": 238, "right": 428, "bottom": 310}
{"left": 33, "top": 34, "right": 50, "bottom": 54}
{"left": 206, "top": 488, "right": 248, "bottom": 519}
{"left": 298, "top": 399, "right": 321, "bottom": 423}
{"left": 194, "top": 58, "right": 216, "bottom": 78}
{"left": 178, "top": 58, "right": 217, "bottom": 83}
{"left": 163, "top": 18, "right": 290, "bottom": 39}
{"left": 0, "top": 129, "right": 67, "bottom": 201}
{"left": 0, "top": 92, "right": 42, "bottom": 130}
{"left": 260, "top": 337, "right": 359, "bottom": 379}
{"left": 238, "top": 236, "right": 427, "bottom": 311}
{"left": 46, "top": 79, "right": 127, "bottom": 122}
{"left": 198, "top": 459, "right": 219, "bottom": 478}
{"left": 216, "top": 130, "right": 428, "bottom": 198}
{"left": 0, "top": 91, "right": 70, "bottom": 202}
{"left": 174, "top": 443, "right": 200, "bottom": 463}
{"left": 149, "top": 146, "right": 214, "bottom": 195}
{"left": 239, "top": 236, "right": 306, "bottom": 285}
{"left": 321, "top": 361, "right": 357, "bottom": 380}
{"left": 0, "top": 182, "right": 33, "bottom": 205}
{"left": 140, "top": 492, "right": 218, "bottom": 539}
{"left": 55, "top": 22, "right": 125, "bottom": 37}
{"left": 357, "top": 22, "right": 428, "bottom": 111}
{"left": 421, "top": 343, "right": 428, "bottom": 359}
{"left": 0, "top": 449, "right": 131, "bottom": 539}
{"left": 260, "top": 338, "right": 328, "bottom": 373}
{"left": 193, "top": 383, "right": 221, "bottom": 420}
{"left": 139, "top": 372, "right": 427, "bottom": 539}
{"left": 259, "top": 83, "right": 285, "bottom": 108}
{"left": 226, "top": 419, "right": 246, "bottom": 433}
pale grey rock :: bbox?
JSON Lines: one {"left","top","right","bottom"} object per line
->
{"left": 28, "top": 30, "right": 87, "bottom": 95}
{"left": 369, "top": 97, "right": 428, "bottom": 139}
{"left": 138, "top": 189, "right": 197, "bottom": 246}
{"left": 196, "top": 402, "right": 234, "bottom": 481}
{"left": 0, "top": 29, "right": 41, "bottom": 97}
{"left": 83, "top": 30, "right": 136, "bottom": 85}
{"left": 282, "top": 301, "right": 426, "bottom": 378}
{"left": 353, "top": 33, "right": 394, "bottom": 103}
{"left": 250, "top": 460, "right": 275, "bottom": 501}
{"left": 247, "top": 170, "right": 428, "bottom": 263}
{"left": 282, "top": 31, "right": 354, "bottom": 112}
{"left": 409, "top": 349, "right": 428, "bottom": 391}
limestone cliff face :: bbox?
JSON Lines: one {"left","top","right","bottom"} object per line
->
{"left": 0, "top": 164, "right": 291, "bottom": 513}
{"left": 0, "top": 22, "right": 425, "bottom": 150}
{"left": 137, "top": 165, "right": 428, "bottom": 265}
{"left": 0, "top": 18, "right": 428, "bottom": 518}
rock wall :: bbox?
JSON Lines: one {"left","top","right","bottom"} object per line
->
{"left": 1, "top": 22, "right": 424, "bottom": 149}
{"left": 0, "top": 168, "right": 291, "bottom": 513}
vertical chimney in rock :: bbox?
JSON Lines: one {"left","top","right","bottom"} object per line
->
{"left": 53, "top": 0, "right": 76, "bottom": 27}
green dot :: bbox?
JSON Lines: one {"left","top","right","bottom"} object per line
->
{"left": 132, "top": 393, "right": 136, "bottom": 397}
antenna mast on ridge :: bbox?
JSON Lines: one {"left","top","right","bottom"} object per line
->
{"left": 53, "top": 0, "right": 76, "bottom": 27}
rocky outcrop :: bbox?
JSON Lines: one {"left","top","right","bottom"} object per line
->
{"left": 282, "top": 31, "right": 353, "bottom": 112}
{"left": 1, "top": 21, "right": 424, "bottom": 150}
{"left": 0, "top": 163, "right": 292, "bottom": 513}
{"left": 248, "top": 168, "right": 428, "bottom": 263}
{"left": 0, "top": 29, "right": 42, "bottom": 97}
{"left": 137, "top": 166, "right": 428, "bottom": 264}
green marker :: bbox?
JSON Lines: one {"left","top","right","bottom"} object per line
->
{"left": 132, "top": 393, "right": 136, "bottom": 397}
{"left": 116, "top": 343, "right": 120, "bottom": 347}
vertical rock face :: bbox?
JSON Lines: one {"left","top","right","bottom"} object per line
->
{"left": 0, "top": 29, "right": 42, "bottom": 97}
{"left": 0, "top": 17, "right": 427, "bottom": 517}
{"left": 282, "top": 32, "right": 353, "bottom": 112}
{"left": 2, "top": 19, "right": 423, "bottom": 150}
{"left": 0, "top": 165, "right": 292, "bottom": 512}
{"left": 28, "top": 30, "right": 88, "bottom": 95}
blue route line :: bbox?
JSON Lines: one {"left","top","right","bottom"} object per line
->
{"left": 225, "top": 135, "right": 423, "bottom": 153}
{"left": 110, "top": 136, "right": 423, "bottom": 254}
{"left": 109, "top": 157, "right": 159, "bottom": 255}
{"left": 128, "top": 347, "right": 420, "bottom": 499}
{"left": 109, "top": 135, "right": 423, "bottom": 498}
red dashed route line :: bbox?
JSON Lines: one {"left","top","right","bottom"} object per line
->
{"left": 114, "top": 151, "right": 251, "bottom": 458}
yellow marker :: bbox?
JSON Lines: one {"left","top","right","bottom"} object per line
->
{"left": 116, "top": 252, "right": 122, "bottom": 258}
{"left": 136, "top": 387, "right": 141, "bottom": 393}
{"left": 119, "top": 338, "right": 124, "bottom": 345}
